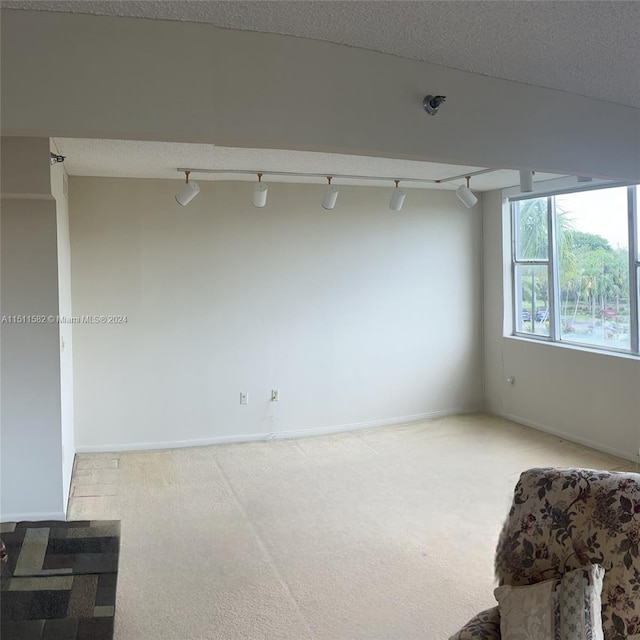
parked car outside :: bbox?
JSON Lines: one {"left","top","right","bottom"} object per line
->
{"left": 535, "top": 307, "right": 549, "bottom": 322}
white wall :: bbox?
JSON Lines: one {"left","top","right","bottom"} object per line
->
{"left": 483, "top": 190, "right": 640, "bottom": 461}
{"left": 1, "top": 137, "right": 66, "bottom": 520}
{"left": 50, "top": 141, "right": 75, "bottom": 514}
{"left": 70, "top": 178, "right": 484, "bottom": 450}
{"left": 2, "top": 9, "right": 638, "bottom": 182}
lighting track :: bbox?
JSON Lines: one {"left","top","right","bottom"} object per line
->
{"left": 176, "top": 167, "right": 498, "bottom": 185}
{"left": 434, "top": 168, "right": 497, "bottom": 183}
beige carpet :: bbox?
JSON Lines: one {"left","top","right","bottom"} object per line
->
{"left": 67, "top": 414, "right": 636, "bottom": 640}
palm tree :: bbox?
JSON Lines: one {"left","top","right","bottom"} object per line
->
{"left": 516, "top": 199, "right": 575, "bottom": 331}
{"left": 516, "top": 199, "right": 547, "bottom": 331}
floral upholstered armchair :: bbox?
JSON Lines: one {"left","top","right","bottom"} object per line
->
{"left": 450, "top": 467, "right": 640, "bottom": 640}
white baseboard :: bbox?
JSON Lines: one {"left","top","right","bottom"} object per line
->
{"left": 496, "top": 411, "right": 637, "bottom": 464}
{"left": 1, "top": 511, "right": 66, "bottom": 523}
{"left": 265, "top": 407, "right": 479, "bottom": 440}
{"left": 75, "top": 406, "right": 482, "bottom": 454}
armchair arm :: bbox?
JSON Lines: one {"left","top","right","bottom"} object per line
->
{"left": 448, "top": 606, "right": 500, "bottom": 640}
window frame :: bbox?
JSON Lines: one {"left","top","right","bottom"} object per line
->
{"left": 511, "top": 198, "right": 553, "bottom": 340}
{"left": 630, "top": 186, "right": 640, "bottom": 353}
{"left": 510, "top": 183, "right": 639, "bottom": 357}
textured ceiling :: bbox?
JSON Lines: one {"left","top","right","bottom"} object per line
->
{"left": 52, "top": 138, "right": 565, "bottom": 192}
{"left": 4, "top": 0, "right": 640, "bottom": 108}
{"left": 9, "top": 3, "right": 631, "bottom": 187}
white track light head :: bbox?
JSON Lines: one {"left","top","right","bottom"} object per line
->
{"left": 456, "top": 185, "right": 478, "bottom": 208}
{"left": 519, "top": 170, "right": 534, "bottom": 193}
{"left": 253, "top": 174, "right": 268, "bottom": 207}
{"left": 175, "top": 171, "right": 200, "bottom": 206}
{"left": 389, "top": 180, "right": 406, "bottom": 211}
{"left": 321, "top": 177, "right": 339, "bottom": 210}
{"left": 455, "top": 176, "right": 478, "bottom": 208}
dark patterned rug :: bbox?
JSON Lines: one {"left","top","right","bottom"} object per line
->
{"left": 0, "top": 520, "right": 120, "bottom": 640}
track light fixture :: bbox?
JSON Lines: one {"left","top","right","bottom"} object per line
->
{"left": 175, "top": 170, "right": 200, "bottom": 206}
{"left": 519, "top": 170, "right": 534, "bottom": 193}
{"left": 321, "top": 177, "right": 339, "bottom": 210}
{"left": 253, "top": 173, "right": 268, "bottom": 207}
{"left": 423, "top": 95, "right": 447, "bottom": 116}
{"left": 389, "top": 180, "right": 406, "bottom": 211}
{"left": 456, "top": 176, "right": 478, "bottom": 208}
{"left": 174, "top": 167, "right": 510, "bottom": 211}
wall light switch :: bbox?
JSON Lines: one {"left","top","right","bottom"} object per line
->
{"left": 240, "top": 392, "right": 248, "bottom": 405}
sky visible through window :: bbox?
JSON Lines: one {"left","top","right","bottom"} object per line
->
{"left": 556, "top": 187, "right": 628, "bottom": 250}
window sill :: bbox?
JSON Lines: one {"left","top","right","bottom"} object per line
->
{"left": 506, "top": 333, "right": 640, "bottom": 362}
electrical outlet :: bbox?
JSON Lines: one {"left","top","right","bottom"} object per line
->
{"left": 240, "top": 392, "right": 248, "bottom": 405}
{"left": 271, "top": 389, "right": 279, "bottom": 402}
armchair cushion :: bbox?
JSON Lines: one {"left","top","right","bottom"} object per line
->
{"left": 494, "top": 563, "right": 604, "bottom": 639}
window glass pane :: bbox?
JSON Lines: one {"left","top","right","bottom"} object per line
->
{"left": 637, "top": 186, "right": 640, "bottom": 255}
{"left": 514, "top": 264, "right": 550, "bottom": 336}
{"left": 556, "top": 187, "right": 630, "bottom": 351}
{"left": 514, "top": 198, "right": 548, "bottom": 260}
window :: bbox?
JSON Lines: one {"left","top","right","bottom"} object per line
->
{"left": 511, "top": 184, "right": 639, "bottom": 356}
{"left": 513, "top": 198, "right": 550, "bottom": 337}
